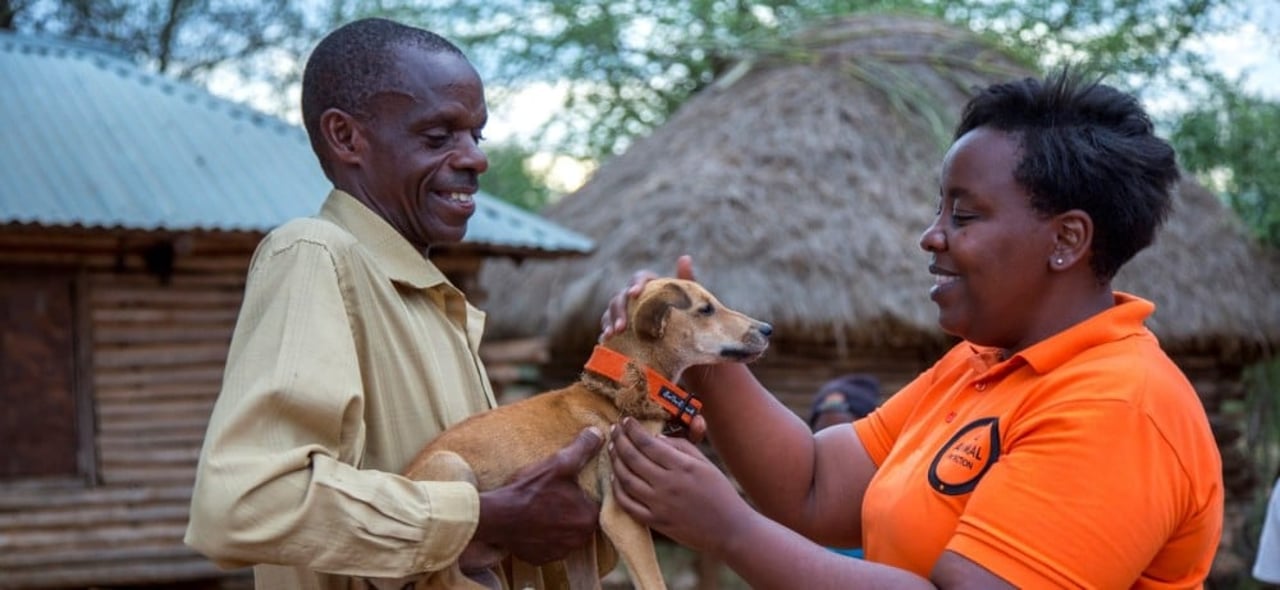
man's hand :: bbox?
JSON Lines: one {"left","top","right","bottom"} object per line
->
{"left": 471, "top": 427, "right": 604, "bottom": 566}
{"left": 609, "top": 417, "right": 750, "bottom": 555}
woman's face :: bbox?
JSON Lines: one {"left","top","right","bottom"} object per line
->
{"left": 919, "top": 126, "right": 1058, "bottom": 351}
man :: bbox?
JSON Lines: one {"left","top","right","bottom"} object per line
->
{"left": 185, "top": 18, "right": 602, "bottom": 589}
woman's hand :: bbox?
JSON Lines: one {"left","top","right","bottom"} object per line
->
{"left": 599, "top": 255, "right": 697, "bottom": 340}
{"left": 608, "top": 417, "right": 753, "bottom": 555}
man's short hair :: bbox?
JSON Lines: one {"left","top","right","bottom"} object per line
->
{"left": 300, "top": 18, "right": 466, "bottom": 175}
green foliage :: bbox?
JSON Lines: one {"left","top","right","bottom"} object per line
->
{"left": 366, "top": 0, "right": 945, "bottom": 159}
{"left": 479, "top": 142, "right": 555, "bottom": 212}
{"left": 1243, "top": 360, "right": 1280, "bottom": 487}
{"left": 945, "top": 0, "right": 1227, "bottom": 79}
{"left": 1171, "top": 78, "right": 1280, "bottom": 247}
{"left": 10, "top": 0, "right": 1278, "bottom": 234}
{"left": 1225, "top": 358, "right": 1280, "bottom": 590}
{"left": 358, "top": 0, "right": 1243, "bottom": 161}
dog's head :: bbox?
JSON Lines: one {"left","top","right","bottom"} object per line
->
{"left": 620, "top": 278, "right": 772, "bottom": 374}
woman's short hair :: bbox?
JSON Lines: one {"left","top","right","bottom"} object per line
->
{"left": 954, "top": 68, "right": 1181, "bottom": 282}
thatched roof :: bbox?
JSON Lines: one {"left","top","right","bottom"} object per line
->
{"left": 1117, "top": 181, "right": 1280, "bottom": 360}
{"left": 479, "top": 12, "right": 1280, "bottom": 363}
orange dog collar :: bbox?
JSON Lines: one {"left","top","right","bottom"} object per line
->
{"left": 583, "top": 345, "right": 703, "bottom": 426}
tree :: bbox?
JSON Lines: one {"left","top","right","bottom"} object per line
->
{"left": 427, "top": 0, "right": 945, "bottom": 159}
{"left": 1, "top": 0, "right": 569, "bottom": 212}
{"left": 480, "top": 142, "right": 557, "bottom": 212}
{"left": 1171, "top": 81, "right": 1280, "bottom": 536}
{"left": 371, "top": 0, "right": 1245, "bottom": 161}
{"left": 2, "top": 0, "right": 321, "bottom": 116}
{"left": 11, "top": 1, "right": 1274, "bottom": 222}
{"left": 1171, "top": 77, "right": 1280, "bottom": 247}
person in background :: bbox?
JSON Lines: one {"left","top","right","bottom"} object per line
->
{"left": 602, "top": 68, "right": 1224, "bottom": 588}
{"left": 184, "top": 18, "right": 602, "bottom": 590}
{"left": 807, "top": 374, "right": 881, "bottom": 559}
{"left": 808, "top": 374, "right": 881, "bottom": 433}
{"left": 1255, "top": 474, "right": 1280, "bottom": 586}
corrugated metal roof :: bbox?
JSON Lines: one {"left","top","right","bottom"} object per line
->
{"left": 0, "top": 31, "right": 593, "bottom": 255}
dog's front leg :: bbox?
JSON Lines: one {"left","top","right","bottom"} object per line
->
{"left": 599, "top": 434, "right": 667, "bottom": 590}
{"left": 600, "top": 489, "right": 666, "bottom": 590}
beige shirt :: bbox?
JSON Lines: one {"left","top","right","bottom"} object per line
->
{"left": 185, "top": 190, "right": 498, "bottom": 589}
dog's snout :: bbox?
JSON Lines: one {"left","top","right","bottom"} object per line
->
{"left": 757, "top": 322, "right": 773, "bottom": 337}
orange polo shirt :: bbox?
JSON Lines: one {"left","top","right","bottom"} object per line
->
{"left": 854, "top": 293, "right": 1223, "bottom": 588}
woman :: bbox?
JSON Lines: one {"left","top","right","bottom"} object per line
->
{"left": 601, "top": 69, "right": 1224, "bottom": 588}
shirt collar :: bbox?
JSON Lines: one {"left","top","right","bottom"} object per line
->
{"left": 968, "top": 292, "right": 1155, "bottom": 375}
{"left": 318, "top": 189, "right": 448, "bottom": 290}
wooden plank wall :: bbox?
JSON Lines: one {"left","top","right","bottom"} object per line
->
{"left": 0, "top": 227, "right": 515, "bottom": 588}
{"left": 0, "top": 229, "right": 255, "bottom": 589}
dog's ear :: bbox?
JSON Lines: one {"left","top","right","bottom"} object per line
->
{"left": 632, "top": 282, "right": 692, "bottom": 341}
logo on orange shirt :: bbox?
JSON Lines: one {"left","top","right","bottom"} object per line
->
{"left": 927, "top": 417, "right": 1001, "bottom": 495}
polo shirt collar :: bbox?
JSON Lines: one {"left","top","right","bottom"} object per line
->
{"left": 318, "top": 189, "right": 448, "bottom": 290}
{"left": 970, "top": 292, "right": 1155, "bottom": 375}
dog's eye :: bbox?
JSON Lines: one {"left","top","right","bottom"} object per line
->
{"left": 698, "top": 303, "right": 715, "bottom": 316}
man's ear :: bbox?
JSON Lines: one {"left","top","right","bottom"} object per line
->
{"left": 1051, "top": 209, "right": 1093, "bottom": 269}
{"left": 319, "top": 108, "right": 363, "bottom": 167}
{"left": 632, "top": 283, "right": 692, "bottom": 341}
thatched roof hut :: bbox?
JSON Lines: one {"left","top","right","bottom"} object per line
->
{"left": 483, "top": 15, "right": 1020, "bottom": 353}
{"left": 482, "top": 12, "right": 1279, "bottom": 372}
{"left": 479, "top": 12, "right": 1280, "bottom": 582}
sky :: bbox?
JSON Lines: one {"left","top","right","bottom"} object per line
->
{"left": 1161, "top": 2, "right": 1280, "bottom": 108}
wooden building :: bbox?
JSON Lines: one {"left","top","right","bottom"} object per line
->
{"left": 0, "top": 31, "right": 591, "bottom": 589}
{"left": 477, "top": 14, "right": 1280, "bottom": 586}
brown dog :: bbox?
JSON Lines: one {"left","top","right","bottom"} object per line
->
{"left": 390, "top": 278, "right": 771, "bottom": 590}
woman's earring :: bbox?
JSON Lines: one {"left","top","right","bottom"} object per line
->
{"left": 1055, "top": 257, "right": 1064, "bottom": 266}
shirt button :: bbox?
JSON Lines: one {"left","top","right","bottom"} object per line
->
{"left": 974, "top": 382, "right": 987, "bottom": 391}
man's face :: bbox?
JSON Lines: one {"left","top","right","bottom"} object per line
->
{"left": 352, "top": 45, "right": 489, "bottom": 249}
